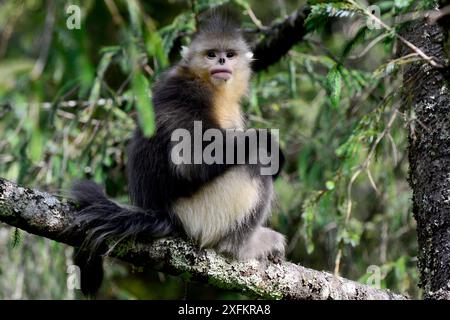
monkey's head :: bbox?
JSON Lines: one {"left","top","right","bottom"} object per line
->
{"left": 181, "top": 12, "right": 253, "bottom": 89}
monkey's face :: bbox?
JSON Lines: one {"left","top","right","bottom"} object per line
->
{"left": 203, "top": 49, "right": 240, "bottom": 84}
{"left": 183, "top": 37, "right": 253, "bottom": 88}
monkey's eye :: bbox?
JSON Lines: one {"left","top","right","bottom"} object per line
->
{"left": 226, "top": 51, "right": 236, "bottom": 58}
{"left": 206, "top": 51, "right": 216, "bottom": 59}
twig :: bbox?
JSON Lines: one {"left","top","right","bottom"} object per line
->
{"left": 0, "top": 3, "right": 23, "bottom": 58}
{"left": 348, "top": 0, "right": 445, "bottom": 68}
{"left": 31, "top": 0, "right": 55, "bottom": 80}
{"left": 246, "top": 6, "right": 266, "bottom": 30}
{"left": 104, "top": 0, "right": 125, "bottom": 26}
{"left": 427, "top": 5, "right": 450, "bottom": 24}
{"left": 349, "top": 32, "right": 390, "bottom": 60}
{"left": 334, "top": 105, "right": 399, "bottom": 275}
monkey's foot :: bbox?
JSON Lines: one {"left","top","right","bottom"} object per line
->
{"left": 236, "top": 227, "right": 286, "bottom": 262}
{"left": 267, "top": 249, "right": 284, "bottom": 264}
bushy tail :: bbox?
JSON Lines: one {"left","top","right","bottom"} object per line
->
{"left": 73, "top": 248, "right": 103, "bottom": 298}
{"left": 67, "top": 180, "right": 174, "bottom": 296}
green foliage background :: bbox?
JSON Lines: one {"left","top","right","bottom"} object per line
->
{"left": 0, "top": 0, "right": 427, "bottom": 298}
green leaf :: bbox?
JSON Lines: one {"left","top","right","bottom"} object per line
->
{"left": 146, "top": 32, "right": 169, "bottom": 69}
{"left": 305, "top": 2, "right": 362, "bottom": 32}
{"left": 127, "top": 0, "right": 142, "bottom": 36}
{"left": 25, "top": 101, "right": 43, "bottom": 163}
{"left": 394, "top": 0, "right": 414, "bottom": 9}
{"left": 0, "top": 59, "right": 34, "bottom": 91}
{"left": 327, "top": 65, "right": 343, "bottom": 108}
{"left": 27, "top": 128, "right": 43, "bottom": 162}
{"left": 10, "top": 228, "right": 22, "bottom": 248}
{"left": 88, "top": 80, "right": 101, "bottom": 107}
{"left": 302, "top": 205, "right": 316, "bottom": 254}
{"left": 87, "top": 51, "right": 115, "bottom": 107}
{"left": 132, "top": 72, "right": 155, "bottom": 137}
{"left": 289, "top": 60, "right": 298, "bottom": 98}
{"left": 159, "top": 12, "right": 195, "bottom": 56}
{"left": 341, "top": 26, "right": 367, "bottom": 58}
{"left": 326, "top": 180, "right": 335, "bottom": 190}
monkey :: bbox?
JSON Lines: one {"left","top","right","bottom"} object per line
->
{"left": 67, "top": 11, "right": 286, "bottom": 296}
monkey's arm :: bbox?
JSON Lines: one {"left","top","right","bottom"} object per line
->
{"left": 170, "top": 125, "right": 284, "bottom": 183}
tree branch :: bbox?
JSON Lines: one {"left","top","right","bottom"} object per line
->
{"left": 250, "top": 6, "right": 310, "bottom": 72}
{"left": 0, "top": 177, "right": 406, "bottom": 300}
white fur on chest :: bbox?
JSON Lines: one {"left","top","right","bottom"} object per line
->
{"left": 172, "top": 167, "right": 260, "bottom": 247}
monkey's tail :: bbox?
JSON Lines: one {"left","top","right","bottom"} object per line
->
{"left": 66, "top": 180, "right": 174, "bottom": 297}
{"left": 73, "top": 248, "right": 104, "bottom": 298}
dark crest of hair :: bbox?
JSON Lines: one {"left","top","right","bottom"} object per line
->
{"left": 197, "top": 6, "right": 242, "bottom": 38}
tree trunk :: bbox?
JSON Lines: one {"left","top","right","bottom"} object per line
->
{"left": 402, "top": 18, "right": 450, "bottom": 299}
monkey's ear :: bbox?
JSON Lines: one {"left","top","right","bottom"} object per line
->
{"left": 245, "top": 51, "right": 254, "bottom": 60}
{"left": 181, "top": 46, "right": 190, "bottom": 60}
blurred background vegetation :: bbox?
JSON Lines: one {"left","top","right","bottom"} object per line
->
{"left": 0, "top": 0, "right": 427, "bottom": 299}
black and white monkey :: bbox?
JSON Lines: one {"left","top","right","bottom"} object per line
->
{"left": 68, "top": 11, "right": 286, "bottom": 296}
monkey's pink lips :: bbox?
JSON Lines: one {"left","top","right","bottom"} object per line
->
{"left": 211, "top": 68, "right": 232, "bottom": 80}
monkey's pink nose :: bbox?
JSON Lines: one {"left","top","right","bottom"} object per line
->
{"left": 211, "top": 68, "right": 232, "bottom": 80}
